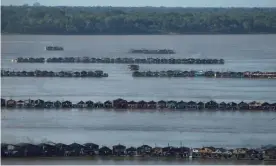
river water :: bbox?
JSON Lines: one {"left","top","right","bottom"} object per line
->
{"left": 1, "top": 35, "right": 276, "bottom": 164}
{"left": 2, "top": 157, "right": 276, "bottom": 165}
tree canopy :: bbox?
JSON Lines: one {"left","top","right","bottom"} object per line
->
{"left": 2, "top": 6, "right": 276, "bottom": 34}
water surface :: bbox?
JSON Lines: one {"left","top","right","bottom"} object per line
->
{"left": 1, "top": 35, "right": 276, "bottom": 156}
{"left": 2, "top": 109, "right": 276, "bottom": 148}
{"left": 2, "top": 157, "right": 275, "bottom": 165}
{"left": 2, "top": 35, "right": 276, "bottom": 102}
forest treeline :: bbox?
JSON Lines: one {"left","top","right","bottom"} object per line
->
{"left": 2, "top": 6, "right": 276, "bottom": 34}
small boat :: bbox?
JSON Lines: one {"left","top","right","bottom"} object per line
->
{"left": 45, "top": 46, "right": 64, "bottom": 51}
{"left": 128, "top": 64, "right": 139, "bottom": 71}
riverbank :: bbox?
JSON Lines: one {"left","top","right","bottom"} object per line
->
{"left": 2, "top": 6, "right": 276, "bottom": 35}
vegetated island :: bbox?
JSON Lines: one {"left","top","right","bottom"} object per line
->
{"left": 1, "top": 6, "right": 276, "bottom": 35}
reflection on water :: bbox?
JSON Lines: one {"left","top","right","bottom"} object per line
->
{"left": 2, "top": 110, "right": 276, "bottom": 148}
{"left": 1, "top": 35, "right": 276, "bottom": 103}
{"left": 2, "top": 157, "right": 276, "bottom": 165}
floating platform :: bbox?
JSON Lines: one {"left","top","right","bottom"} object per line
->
{"left": 45, "top": 46, "right": 64, "bottom": 51}
{"left": 1, "top": 98, "right": 275, "bottom": 111}
{"left": 1, "top": 70, "right": 108, "bottom": 78}
{"left": 1, "top": 142, "right": 275, "bottom": 160}
{"left": 129, "top": 49, "right": 176, "bottom": 54}
{"left": 128, "top": 64, "right": 139, "bottom": 71}
{"left": 132, "top": 70, "right": 276, "bottom": 79}
{"left": 13, "top": 57, "right": 225, "bottom": 64}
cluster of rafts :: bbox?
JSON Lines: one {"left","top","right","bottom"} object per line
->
{"left": 1, "top": 98, "right": 275, "bottom": 111}
{"left": 132, "top": 70, "right": 276, "bottom": 79}
{"left": 44, "top": 47, "right": 174, "bottom": 54}
{"left": 129, "top": 49, "right": 176, "bottom": 54}
{"left": 2, "top": 142, "right": 276, "bottom": 160}
{"left": 45, "top": 46, "right": 64, "bottom": 51}
{"left": 13, "top": 57, "right": 225, "bottom": 64}
{"left": 1, "top": 70, "right": 108, "bottom": 78}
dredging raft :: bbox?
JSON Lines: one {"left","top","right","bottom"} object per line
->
{"left": 12, "top": 57, "right": 225, "bottom": 64}
{"left": 1, "top": 70, "right": 108, "bottom": 78}
{"left": 1, "top": 142, "right": 275, "bottom": 160}
{"left": 1, "top": 98, "right": 275, "bottom": 111}
{"left": 128, "top": 49, "right": 176, "bottom": 54}
{"left": 128, "top": 64, "right": 139, "bottom": 71}
{"left": 132, "top": 70, "right": 276, "bottom": 79}
{"left": 45, "top": 46, "right": 64, "bottom": 51}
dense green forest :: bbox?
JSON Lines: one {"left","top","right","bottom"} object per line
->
{"left": 2, "top": 6, "right": 276, "bottom": 34}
